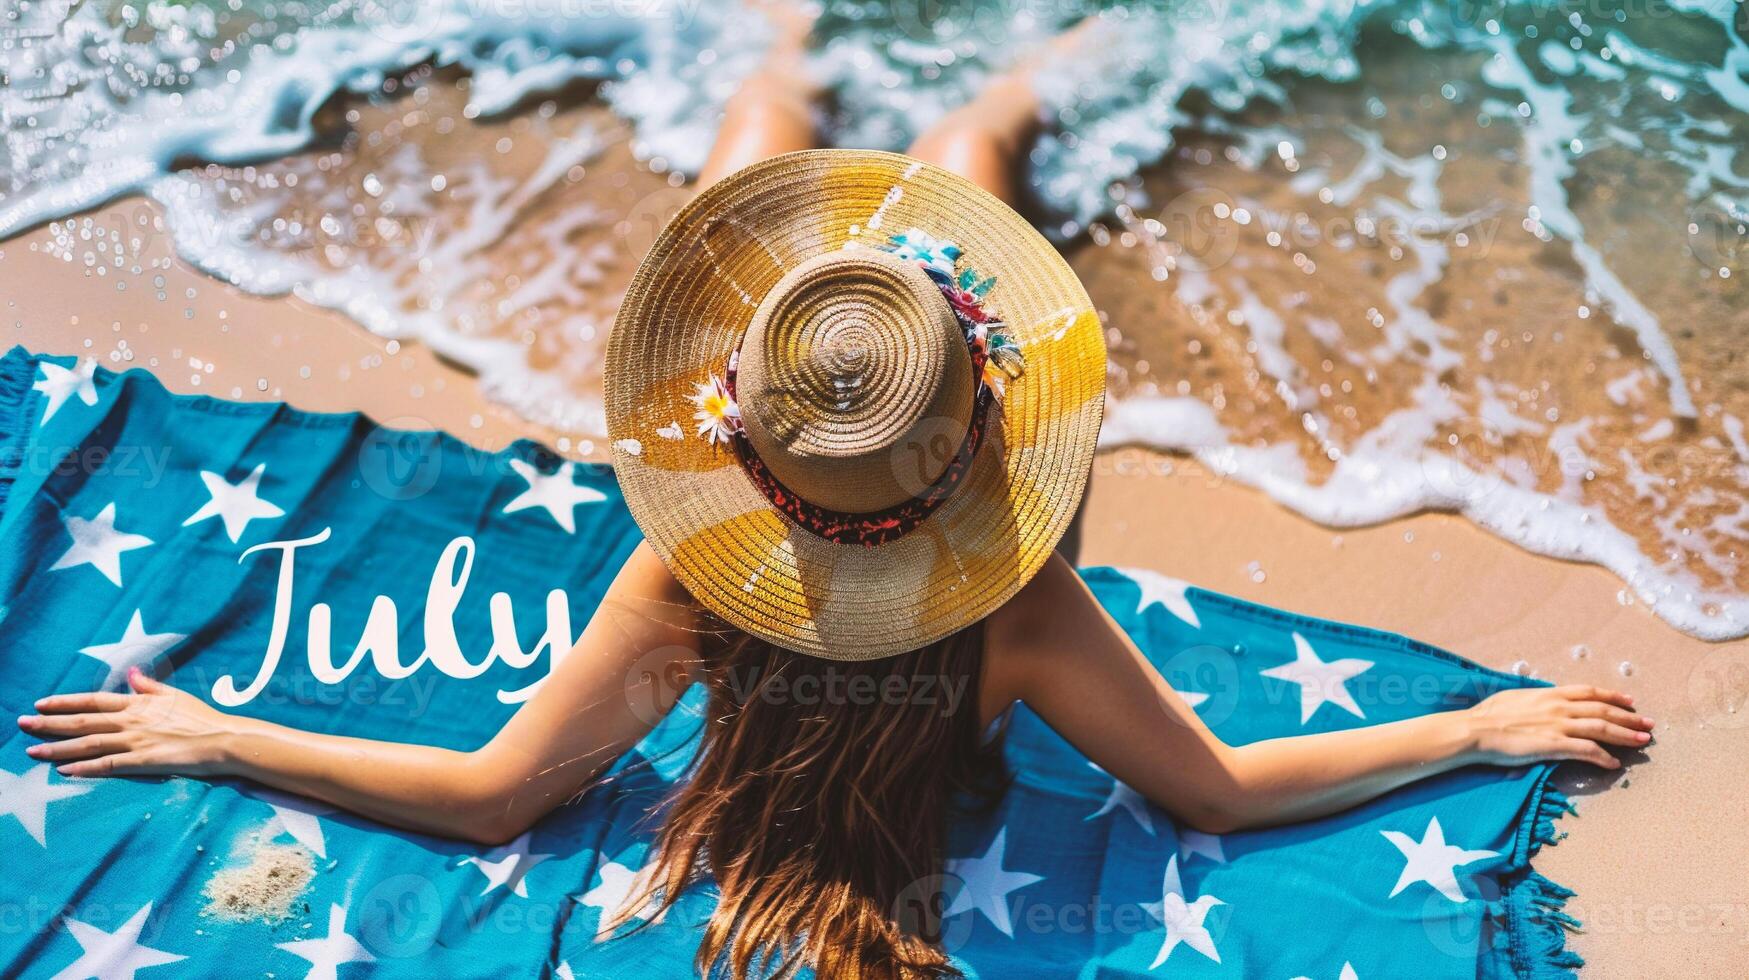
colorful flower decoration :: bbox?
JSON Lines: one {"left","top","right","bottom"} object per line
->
{"left": 885, "top": 228, "right": 962, "bottom": 282}
{"left": 878, "top": 229, "right": 1024, "bottom": 401}
{"left": 968, "top": 323, "right": 1026, "bottom": 400}
{"left": 688, "top": 373, "right": 741, "bottom": 447}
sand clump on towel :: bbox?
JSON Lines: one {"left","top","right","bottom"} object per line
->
{"left": 201, "top": 838, "right": 315, "bottom": 925}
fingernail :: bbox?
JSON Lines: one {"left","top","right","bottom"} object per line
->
{"left": 1637, "top": 731, "right": 1651, "bottom": 741}
{"left": 16, "top": 715, "right": 32, "bottom": 729}
{"left": 25, "top": 745, "right": 42, "bottom": 757}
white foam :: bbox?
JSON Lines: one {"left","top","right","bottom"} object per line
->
{"left": 4, "top": 0, "right": 1747, "bottom": 639}
{"left": 1102, "top": 393, "right": 1748, "bottom": 640}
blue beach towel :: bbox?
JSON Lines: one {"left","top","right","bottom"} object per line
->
{"left": 0, "top": 347, "right": 1579, "bottom": 979}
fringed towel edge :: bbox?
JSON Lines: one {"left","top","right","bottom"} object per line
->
{"left": 1502, "top": 766, "right": 1584, "bottom": 979}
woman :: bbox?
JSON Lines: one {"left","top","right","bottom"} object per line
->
{"left": 17, "top": 12, "right": 1649, "bottom": 980}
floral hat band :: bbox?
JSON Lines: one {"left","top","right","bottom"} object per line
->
{"left": 687, "top": 228, "right": 1026, "bottom": 547}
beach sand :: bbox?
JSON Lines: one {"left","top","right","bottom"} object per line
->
{"left": 7, "top": 190, "right": 1746, "bottom": 976}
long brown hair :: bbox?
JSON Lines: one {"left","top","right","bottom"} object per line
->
{"left": 624, "top": 622, "right": 1008, "bottom": 979}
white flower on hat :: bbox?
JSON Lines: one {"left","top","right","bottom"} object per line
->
{"left": 688, "top": 374, "right": 741, "bottom": 447}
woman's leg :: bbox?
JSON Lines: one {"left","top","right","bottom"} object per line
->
{"left": 695, "top": 3, "right": 822, "bottom": 190}
{"left": 904, "top": 74, "right": 1042, "bottom": 206}
{"left": 904, "top": 19, "right": 1102, "bottom": 205}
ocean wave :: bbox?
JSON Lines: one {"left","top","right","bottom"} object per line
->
{"left": 4, "top": 0, "right": 1746, "bottom": 638}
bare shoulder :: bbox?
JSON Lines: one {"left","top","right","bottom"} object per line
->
{"left": 611, "top": 540, "right": 698, "bottom": 609}
{"left": 983, "top": 553, "right": 1101, "bottom": 696}
{"left": 585, "top": 539, "right": 707, "bottom": 664}
{"left": 989, "top": 552, "right": 1083, "bottom": 630}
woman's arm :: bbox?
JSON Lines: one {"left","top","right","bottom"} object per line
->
{"left": 19, "top": 541, "right": 704, "bottom": 845}
{"left": 984, "top": 555, "right": 1653, "bottom": 834}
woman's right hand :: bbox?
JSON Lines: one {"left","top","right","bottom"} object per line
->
{"left": 17, "top": 667, "right": 241, "bottom": 778}
{"left": 1463, "top": 684, "right": 1652, "bottom": 769}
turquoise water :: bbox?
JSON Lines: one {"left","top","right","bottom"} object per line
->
{"left": 2, "top": 0, "right": 1746, "bottom": 637}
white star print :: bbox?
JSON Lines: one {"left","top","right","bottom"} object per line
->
{"left": 275, "top": 903, "right": 375, "bottom": 980}
{"left": 244, "top": 786, "right": 332, "bottom": 859}
{"left": 50, "top": 503, "right": 154, "bottom": 587}
{"left": 944, "top": 827, "right": 1044, "bottom": 938}
{"left": 1259, "top": 632, "right": 1374, "bottom": 724}
{"left": 1178, "top": 829, "right": 1226, "bottom": 865}
{"left": 33, "top": 359, "right": 98, "bottom": 426}
{"left": 1142, "top": 855, "right": 1224, "bottom": 967}
{"left": 48, "top": 902, "right": 185, "bottom": 980}
{"left": 78, "top": 611, "right": 185, "bottom": 691}
{"left": 1292, "top": 963, "right": 1360, "bottom": 980}
{"left": 578, "top": 856, "right": 667, "bottom": 941}
{"left": 181, "top": 463, "right": 286, "bottom": 543}
{"left": 460, "top": 831, "right": 554, "bottom": 897}
{"left": 1, "top": 763, "right": 94, "bottom": 847}
{"left": 1086, "top": 763, "right": 1154, "bottom": 835}
{"left": 501, "top": 459, "right": 606, "bottom": 534}
{"left": 1381, "top": 816, "right": 1499, "bottom": 903}
{"left": 1173, "top": 685, "right": 1210, "bottom": 710}
{"left": 1116, "top": 567, "right": 1200, "bottom": 628}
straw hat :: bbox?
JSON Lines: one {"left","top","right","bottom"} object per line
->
{"left": 606, "top": 149, "right": 1104, "bottom": 659}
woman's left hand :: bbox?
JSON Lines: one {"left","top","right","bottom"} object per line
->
{"left": 17, "top": 667, "right": 238, "bottom": 777}
{"left": 1463, "top": 684, "right": 1653, "bottom": 769}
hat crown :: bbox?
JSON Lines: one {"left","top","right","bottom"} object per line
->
{"left": 736, "top": 249, "right": 975, "bottom": 513}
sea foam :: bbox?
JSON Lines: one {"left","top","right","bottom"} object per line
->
{"left": 4, "top": 0, "right": 1747, "bottom": 639}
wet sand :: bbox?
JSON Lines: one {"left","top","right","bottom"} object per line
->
{"left": 5, "top": 200, "right": 1746, "bottom": 976}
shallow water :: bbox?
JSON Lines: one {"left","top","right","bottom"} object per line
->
{"left": 2, "top": 0, "right": 1746, "bottom": 637}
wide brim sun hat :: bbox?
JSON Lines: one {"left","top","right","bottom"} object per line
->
{"left": 606, "top": 149, "right": 1105, "bottom": 660}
